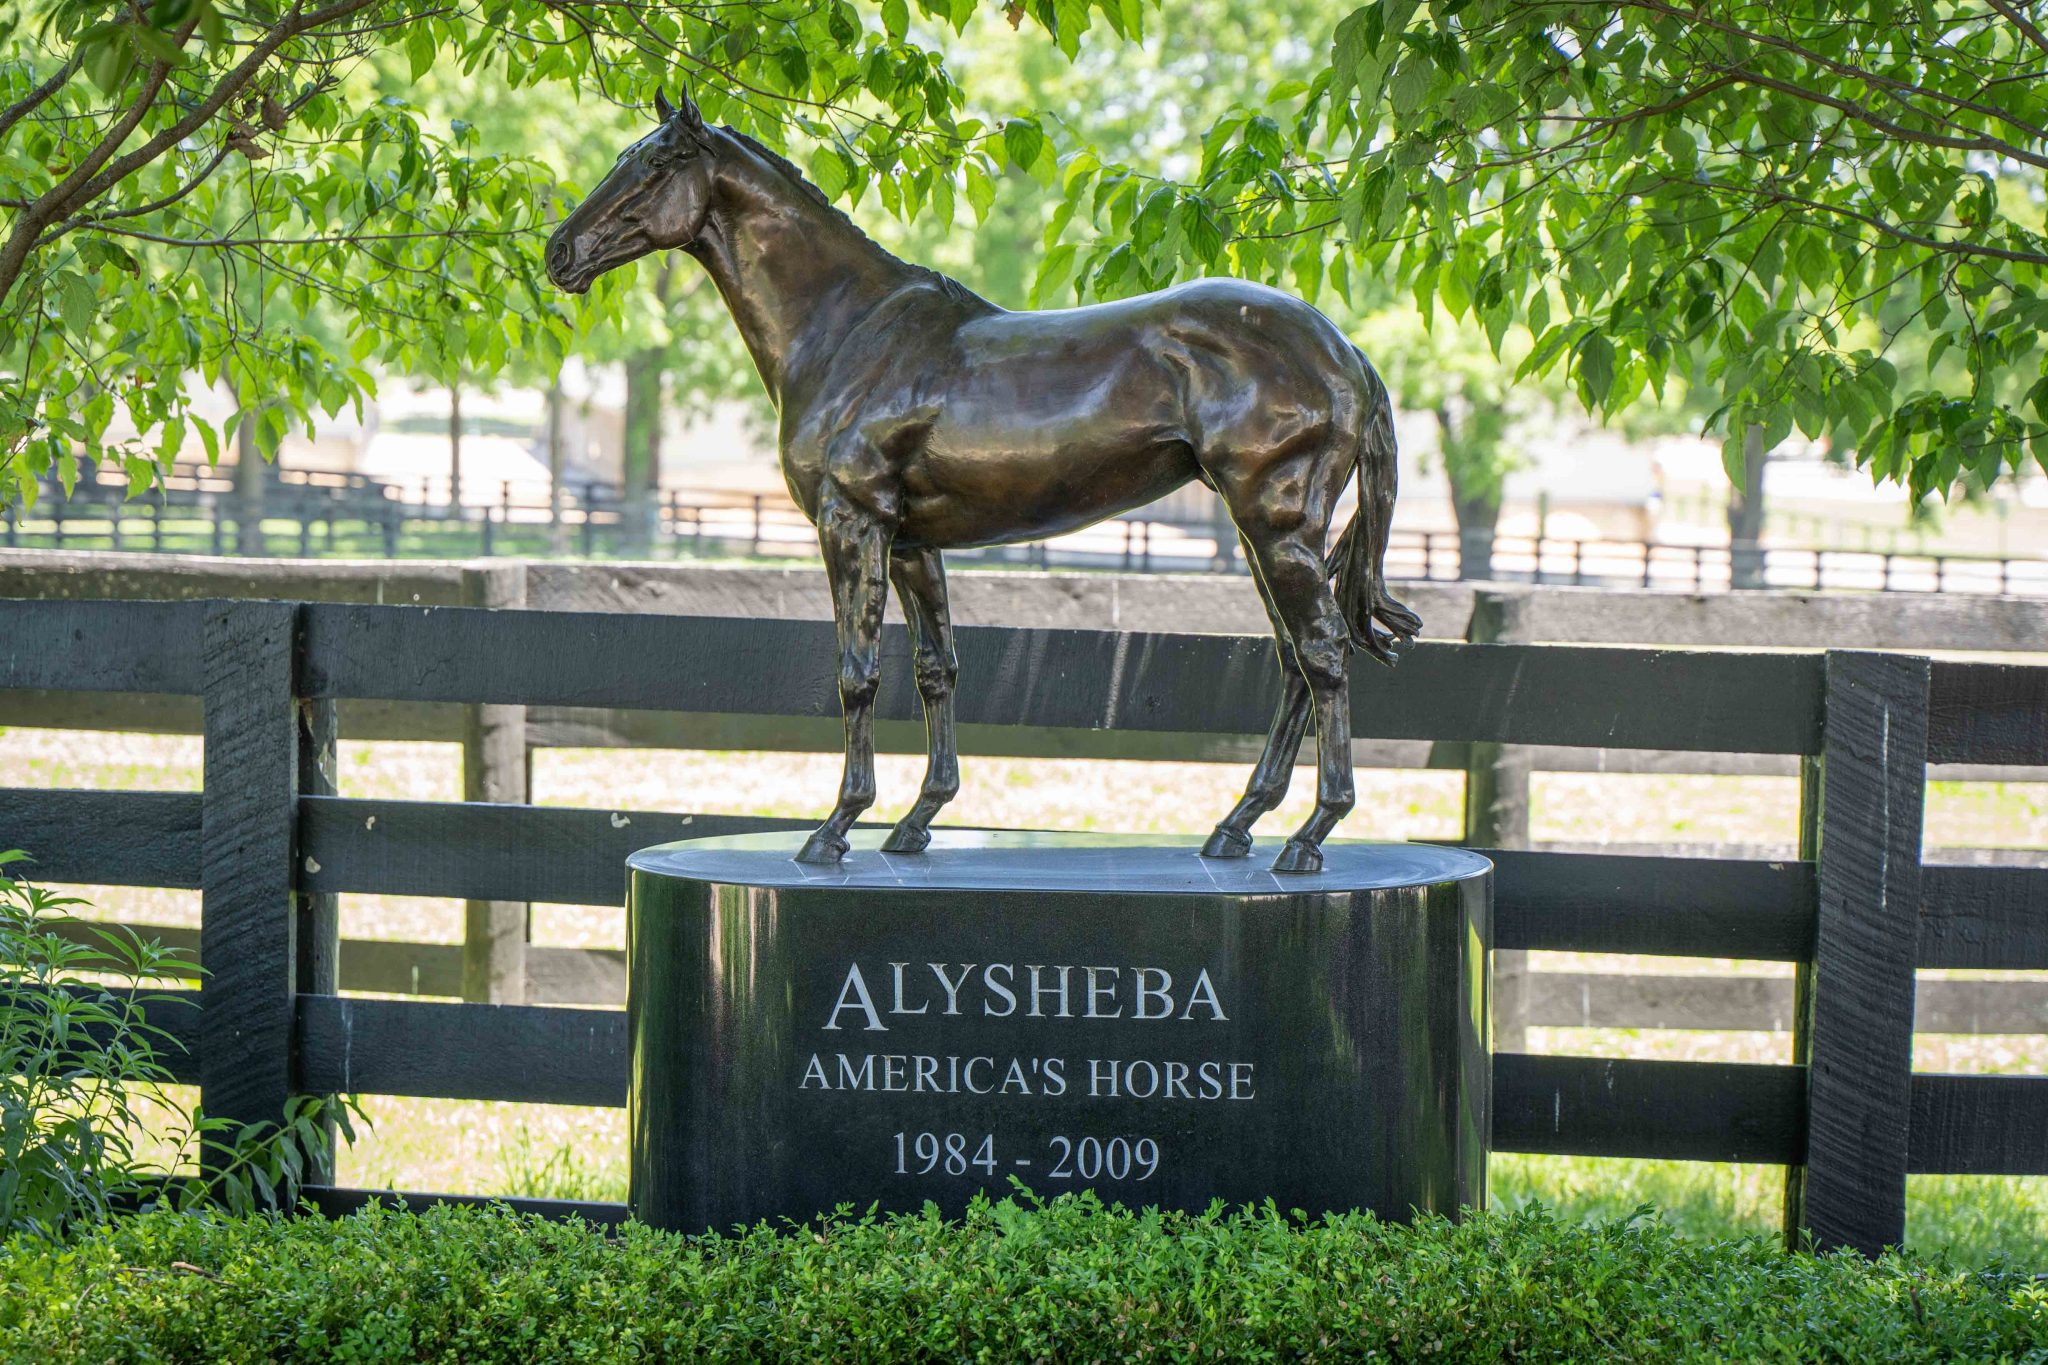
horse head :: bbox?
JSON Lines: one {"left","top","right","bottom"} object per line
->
{"left": 545, "top": 90, "right": 715, "bottom": 294}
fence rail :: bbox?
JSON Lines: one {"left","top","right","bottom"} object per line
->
{"left": 8, "top": 467, "right": 2046, "bottom": 595}
{"left": 2, "top": 593, "right": 2045, "bottom": 1252}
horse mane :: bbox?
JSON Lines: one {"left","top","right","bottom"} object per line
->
{"left": 718, "top": 126, "right": 999, "bottom": 314}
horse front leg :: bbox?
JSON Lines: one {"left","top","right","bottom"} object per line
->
{"left": 796, "top": 489, "right": 894, "bottom": 865}
{"left": 881, "top": 546, "right": 959, "bottom": 854}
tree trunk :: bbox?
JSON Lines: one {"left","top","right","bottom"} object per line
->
{"left": 448, "top": 383, "right": 464, "bottom": 512}
{"left": 232, "top": 387, "right": 266, "bottom": 557}
{"left": 1728, "top": 424, "right": 1768, "bottom": 589}
{"left": 1440, "top": 406, "right": 1503, "bottom": 582}
{"left": 546, "top": 380, "right": 567, "bottom": 556}
{"left": 621, "top": 348, "right": 663, "bottom": 556}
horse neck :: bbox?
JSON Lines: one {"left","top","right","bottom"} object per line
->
{"left": 687, "top": 134, "right": 918, "bottom": 409}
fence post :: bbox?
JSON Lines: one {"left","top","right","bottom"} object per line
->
{"left": 1783, "top": 650, "right": 1929, "bottom": 1255}
{"left": 460, "top": 564, "right": 530, "bottom": 1004}
{"left": 199, "top": 601, "right": 302, "bottom": 1168}
{"left": 1464, "top": 587, "right": 1535, "bottom": 1051}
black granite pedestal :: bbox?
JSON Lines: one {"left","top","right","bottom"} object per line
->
{"left": 626, "top": 831, "right": 1491, "bottom": 1231}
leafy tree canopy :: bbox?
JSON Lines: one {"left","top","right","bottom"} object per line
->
{"left": 1045, "top": 0, "right": 2048, "bottom": 498}
{"left": 10, "top": 0, "right": 2042, "bottom": 515}
{"left": 0, "top": 0, "right": 1146, "bottom": 510}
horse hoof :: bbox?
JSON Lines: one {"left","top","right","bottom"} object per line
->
{"left": 1199, "top": 826, "right": 1253, "bottom": 859}
{"left": 1270, "top": 840, "right": 1323, "bottom": 875}
{"left": 794, "top": 831, "right": 850, "bottom": 865}
{"left": 880, "top": 824, "right": 931, "bottom": 854}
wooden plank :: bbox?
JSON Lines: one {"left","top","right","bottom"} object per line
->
{"left": 35, "top": 924, "right": 624, "bottom": 1005}
{"left": 62, "top": 921, "right": 2047, "bottom": 1029}
{"left": 1492, "top": 1053, "right": 1804, "bottom": 1163}
{"left": 13, "top": 549, "right": 2048, "bottom": 656}
{"left": 1525, "top": 973, "right": 2048, "bottom": 1035}
{"left": 301, "top": 1185, "right": 629, "bottom": 1226}
{"left": 5, "top": 676, "right": 2036, "bottom": 778}
{"left": 0, "top": 689, "right": 206, "bottom": 735}
{"left": 1788, "top": 652, "right": 1930, "bottom": 1256}
{"left": 0, "top": 599, "right": 207, "bottom": 693}
{"left": 0, "top": 550, "right": 466, "bottom": 605}
{"left": 199, "top": 601, "right": 302, "bottom": 1150}
{"left": 295, "top": 995, "right": 627, "bottom": 1108}
{"left": 5, "top": 676, "right": 2036, "bottom": 781}
{"left": 1927, "top": 661, "right": 2048, "bottom": 766}
{"left": 0, "top": 788, "right": 201, "bottom": 887}
{"left": 299, "top": 796, "right": 817, "bottom": 906}
{"left": 1529, "top": 973, "right": 1798, "bottom": 1033}
{"left": 47, "top": 920, "right": 200, "bottom": 975}
{"left": 1918, "top": 864, "right": 2048, "bottom": 970}
{"left": 0, "top": 689, "right": 467, "bottom": 744}
{"left": 302, "top": 800, "right": 1818, "bottom": 962}
{"left": 300, "top": 605, "right": 1823, "bottom": 753}
{"left": 1490, "top": 849, "right": 1814, "bottom": 960}
{"left": 10, "top": 986, "right": 205, "bottom": 1084}
{"left": 1520, "top": 588, "right": 2048, "bottom": 653}
{"left": 1906, "top": 1074, "right": 2048, "bottom": 1176}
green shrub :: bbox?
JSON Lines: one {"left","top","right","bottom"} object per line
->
{"left": 1, "top": 1197, "right": 2041, "bottom": 1362}
{"left": 0, "top": 852, "right": 359, "bottom": 1238}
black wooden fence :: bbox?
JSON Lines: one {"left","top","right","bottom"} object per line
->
{"left": 2, "top": 596, "right": 2045, "bottom": 1254}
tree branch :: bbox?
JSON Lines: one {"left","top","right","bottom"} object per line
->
{"left": 0, "top": 54, "right": 83, "bottom": 146}
{"left": 1984, "top": 0, "right": 2048, "bottom": 60}
{"left": 0, "top": 19, "right": 199, "bottom": 300}
{"left": 0, "top": 0, "right": 383, "bottom": 302}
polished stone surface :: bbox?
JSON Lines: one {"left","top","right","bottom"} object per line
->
{"left": 628, "top": 832, "right": 1491, "bottom": 1231}
{"left": 628, "top": 830, "right": 1493, "bottom": 893}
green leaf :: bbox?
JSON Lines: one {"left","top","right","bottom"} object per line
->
{"left": 1033, "top": 242, "right": 1079, "bottom": 304}
{"left": 1052, "top": 0, "right": 1090, "bottom": 58}
{"left": 407, "top": 24, "right": 436, "bottom": 83}
{"left": 808, "top": 145, "right": 851, "bottom": 199}
{"left": 1575, "top": 333, "right": 1615, "bottom": 409}
{"left": 126, "top": 22, "right": 186, "bottom": 66}
{"left": 1002, "top": 118, "right": 1044, "bottom": 174}
{"left": 963, "top": 160, "right": 995, "bottom": 223}
{"left": 1176, "top": 198, "right": 1224, "bottom": 266}
{"left": 881, "top": 0, "right": 909, "bottom": 40}
{"left": 56, "top": 272, "right": 97, "bottom": 339}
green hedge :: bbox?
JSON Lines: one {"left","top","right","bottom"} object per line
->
{"left": 1, "top": 1197, "right": 2042, "bottom": 1362}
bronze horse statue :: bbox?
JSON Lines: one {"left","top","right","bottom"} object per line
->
{"left": 545, "top": 92, "right": 1420, "bottom": 873}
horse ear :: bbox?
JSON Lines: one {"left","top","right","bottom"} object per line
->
{"left": 654, "top": 90, "right": 677, "bottom": 123}
{"left": 673, "top": 88, "right": 708, "bottom": 137}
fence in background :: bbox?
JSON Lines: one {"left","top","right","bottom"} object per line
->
{"left": 7, "top": 467, "right": 2045, "bottom": 595}
{"left": 1, "top": 591, "right": 2045, "bottom": 1254}
{"left": 4, "top": 555, "right": 2045, "bottom": 1050}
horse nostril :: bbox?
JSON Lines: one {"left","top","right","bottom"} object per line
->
{"left": 545, "top": 236, "right": 572, "bottom": 280}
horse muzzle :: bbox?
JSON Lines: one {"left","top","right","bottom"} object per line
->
{"left": 544, "top": 230, "right": 592, "bottom": 294}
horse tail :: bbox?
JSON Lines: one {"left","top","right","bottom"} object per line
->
{"left": 1330, "top": 349, "right": 1422, "bottom": 666}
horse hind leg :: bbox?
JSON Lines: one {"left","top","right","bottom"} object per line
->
{"left": 880, "top": 546, "right": 959, "bottom": 854}
{"left": 1233, "top": 511, "right": 1358, "bottom": 874}
{"left": 1201, "top": 533, "right": 1312, "bottom": 859}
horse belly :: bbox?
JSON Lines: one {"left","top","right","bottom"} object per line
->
{"left": 899, "top": 430, "right": 1196, "bottom": 548}
{"left": 895, "top": 351, "right": 1199, "bottom": 548}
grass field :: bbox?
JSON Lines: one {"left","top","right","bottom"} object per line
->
{"left": 5, "top": 726, "right": 2044, "bottom": 1263}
